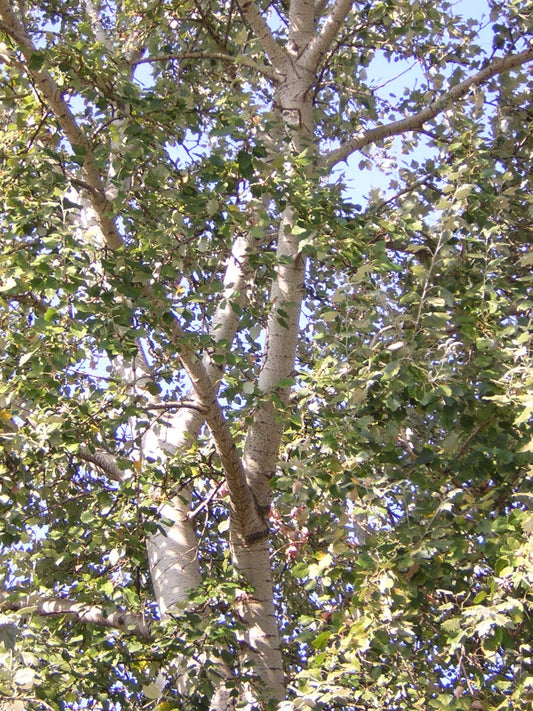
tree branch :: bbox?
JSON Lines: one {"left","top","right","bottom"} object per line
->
{"left": 456, "top": 416, "right": 496, "bottom": 461}
{"left": 0, "top": 403, "right": 130, "bottom": 483}
{"left": 78, "top": 446, "right": 131, "bottom": 482}
{"left": 187, "top": 480, "right": 225, "bottom": 520}
{"left": 301, "top": 0, "right": 353, "bottom": 69}
{"left": 0, "top": 406, "right": 130, "bottom": 484}
{"left": 314, "top": 0, "right": 330, "bottom": 21}
{"left": 370, "top": 177, "right": 441, "bottom": 215}
{"left": 235, "top": 0, "right": 289, "bottom": 73}
{"left": 241, "top": 207, "right": 306, "bottom": 517}
{"left": 0, "top": 0, "right": 270, "bottom": 542}
{"left": 164, "top": 313, "right": 268, "bottom": 542}
{"left": 133, "top": 50, "right": 278, "bottom": 80}
{"left": 84, "top": 0, "right": 109, "bottom": 47}
{"left": 5, "top": 293, "right": 48, "bottom": 315}
{"left": 1, "top": 594, "right": 152, "bottom": 640}
{"left": 321, "top": 47, "right": 533, "bottom": 167}
{"left": 0, "top": 0, "right": 123, "bottom": 250}
{"left": 140, "top": 224, "right": 270, "bottom": 537}
{"left": 142, "top": 225, "right": 265, "bottom": 458}
{"left": 142, "top": 400, "right": 208, "bottom": 412}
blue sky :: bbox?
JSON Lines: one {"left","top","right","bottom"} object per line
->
{"left": 338, "top": 0, "right": 493, "bottom": 204}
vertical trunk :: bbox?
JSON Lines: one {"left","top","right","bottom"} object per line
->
{"left": 225, "top": 7, "right": 317, "bottom": 705}
{"left": 0, "top": 0, "right": 326, "bottom": 705}
{"left": 229, "top": 538, "right": 286, "bottom": 706}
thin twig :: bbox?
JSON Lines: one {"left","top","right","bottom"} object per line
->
{"left": 132, "top": 50, "right": 278, "bottom": 80}
{"left": 456, "top": 416, "right": 496, "bottom": 460}
{"left": 188, "top": 480, "right": 225, "bottom": 520}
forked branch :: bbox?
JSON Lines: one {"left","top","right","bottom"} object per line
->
{"left": 0, "top": 0, "right": 264, "bottom": 541}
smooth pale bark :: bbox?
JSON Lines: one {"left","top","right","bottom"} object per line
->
{"left": 226, "top": 2, "right": 319, "bottom": 705}
{"left": 124, "top": 223, "right": 268, "bottom": 699}
{"left": 145, "top": 227, "right": 266, "bottom": 614}
{"left": 0, "top": 0, "right": 122, "bottom": 250}
{"left": 321, "top": 46, "right": 533, "bottom": 168}
{"left": 229, "top": 538, "right": 285, "bottom": 706}
{"left": 0, "top": 595, "right": 152, "bottom": 640}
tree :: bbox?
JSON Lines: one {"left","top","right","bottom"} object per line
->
{"left": 0, "top": 0, "right": 532, "bottom": 708}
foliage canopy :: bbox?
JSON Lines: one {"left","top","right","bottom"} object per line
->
{"left": 0, "top": 0, "right": 532, "bottom": 709}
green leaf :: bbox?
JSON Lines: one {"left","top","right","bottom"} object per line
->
{"left": 311, "top": 631, "right": 331, "bottom": 650}
{"left": 0, "top": 622, "right": 19, "bottom": 650}
{"left": 80, "top": 510, "right": 95, "bottom": 524}
{"left": 28, "top": 52, "right": 45, "bottom": 71}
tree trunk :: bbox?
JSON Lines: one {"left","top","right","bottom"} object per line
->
{"left": 218, "top": 4, "right": 317, "bottom": 704}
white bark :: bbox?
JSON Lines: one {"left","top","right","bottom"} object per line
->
{"left": 144, "top": 226, "right": 266, "bottom": 615}
{"left": 223, "top": 2, "right": 322, "bottom": 705}
{"left": 0, "top": 596, "right": 152, "bottom": 640}
{"left": 301, "top": 0, "right": 354, "bottom": 68}
{"left": 0, "top": 0, "right": 123, "bottom": 250}
{"left": 230, "top": 539, "right": 285, "bottom": 706}
{"left": 13, "top": 1, "right": 531, "bottom": 707}
{"left": 242, "top": 0, "right": 316, "bottom": 524}
{"left": 242, "top": 207, "right": 306, "bottom": 509}
{"left": 235, "top": 0, "right": 290, "bottom": 73}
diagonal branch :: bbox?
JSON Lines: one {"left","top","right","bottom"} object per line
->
{"left": 163, "top": 312, "right": 268, "bottom": 542}
{"left": 301, "top": 0, "right": 353, "bottom": 69}
{"left": 1, "top": 408, "right": 131, "bottom": 483}
{"left": 1, "top": 0, "right": 265, "bottom": 543}
{"left": 78, "top": 446, "right": 131, "bottom": 482}
{"left": 1, "top": 594, "right": 153, "bottom": 640}
{"left": 235, "top": 0, "right": 289, "bottom": 73}
{"left": 143, "top": 226, "right": 268, "bottom": 615}
{"left": 143, "top": 225, "right": 266, "bottom": 456}
{"left": 77, "top": 285, "right": 266, "bottom": 541}
{"left": 1, "top": 0, "right": 267, "bottom": 543}
{"left": 0, "top": 0, "right": 123, "bottom": 250}
{"left": 321, "top": 47, "right": 533, "bottom": 168}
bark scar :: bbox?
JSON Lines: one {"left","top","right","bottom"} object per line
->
{"left": 244, "top": 528, "right": 269, "bottom": 545}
